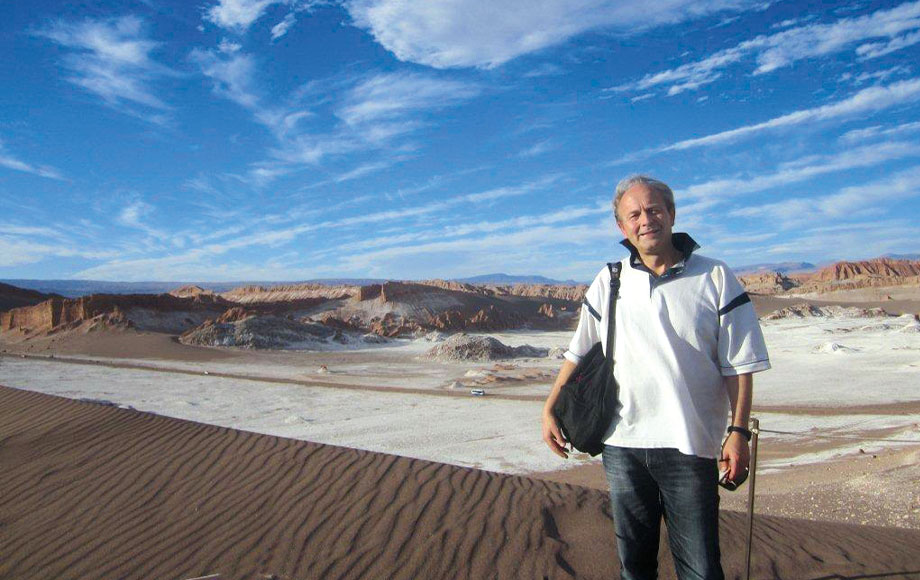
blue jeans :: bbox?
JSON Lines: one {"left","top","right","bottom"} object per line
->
{"left": 602, "top": 446, "right": 723, "bottom": 580}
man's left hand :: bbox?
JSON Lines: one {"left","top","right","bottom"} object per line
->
{"left": 719, "top": 431, "right": 750, "bottom": 483}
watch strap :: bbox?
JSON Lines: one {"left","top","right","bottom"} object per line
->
{"left": 727, "top": 425, "right": 752, "bottom": 441}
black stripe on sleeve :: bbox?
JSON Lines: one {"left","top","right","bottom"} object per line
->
{"left": 583, "top": 299, "right": 601, "bottom": 322}
{"left": 718, "top": 292, "right": 751, "bottom": 317}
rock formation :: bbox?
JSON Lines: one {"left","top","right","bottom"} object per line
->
{"left": 219, "top": 283, "right": 354, "bottom": 303}
{"left": 425, "top": 333, "right": 549, "bottom": 361}
{"left": 739, "top": 258, "right": 920, "bottom": 296}
{"left": 763, "top": 304, "right": 890, "bottom": 320}
{"left": 737, "top": 272, "right": 798, "bottom": 295}
{"left": 813, "top": 258, "right": 920, "bottom": 281}
{"left": 787, "top": 258, "right": 920, "bottom": 294}
{"left": 179, "top": 315, "right": 334, "bottom": 349}
{"left": 0, "top": 294, "right": 226, "bottom": 335}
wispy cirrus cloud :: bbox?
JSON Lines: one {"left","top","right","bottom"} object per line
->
{"left": 613, "top": 78, "right": 920, "bottom": 164}
{"left": 0, "top": 221, "right": 122, "bottom": 267}
{"left": 517, "top": 139, "right": 556, "bottom": 158}
{"left": 193, "top": 58, "right": 483, "bottom": 181}
{"left": 331, "top": 221, "right": 612, "bottom": 277}
{"left": 337, "top": 72, "right": 481, "bottom": 127}
{"left": 190, "top": 48, "right": 282, "bottom": 124}
{"left": 839, "top": 65, "right": 912, "bottom": 87}
{"left": 37, "top": 16, "right": 174, "bottom": 124}
{"left": 347, "top": 0, "right": 759, "bottom": 69}
{"left": 204, "top": 0, "right": 325, "bottom": 35}
{"left": 72, "top": 174, "right": 561, "bottom": 280}
{"left": 839, "top": 120, "right": 920, "bottom": 143}
{"left": 679, "top": 140, "right": 920, "bottom": 206}
{"left": 757, "top": 219, "right": 920, "bottom": 260}
{"left": 611, "top": 1, "right": 920, "bottom": 96}
{"left": 728, "top": 165, "right": 920, "bottom": 228}
{"left": 0, "top": 138, "right": 64, "bottom": 180}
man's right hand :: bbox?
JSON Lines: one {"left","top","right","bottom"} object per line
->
{"left": 542, "top": 412, "right": 569, "bottom": 459}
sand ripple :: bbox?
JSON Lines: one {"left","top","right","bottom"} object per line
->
{"left": 1, "top": 386, "right": 918, "bottom": 580}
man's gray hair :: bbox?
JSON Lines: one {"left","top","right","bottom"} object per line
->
{"left": 612, "top": 175, "right": 675, "bottom": 223}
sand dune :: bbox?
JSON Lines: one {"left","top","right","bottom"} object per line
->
{"left": 2, "top": 386, "right": 919, "bottom": 580}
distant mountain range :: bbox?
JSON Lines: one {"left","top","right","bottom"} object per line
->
{"left": 1, "top": 274, "right": 581, "bottom": 298}
{"left": 731, "top": 261, "right": 818, "bottom": 275}
{"left": 453, "top": 273, "right": 581, "bottom": 285}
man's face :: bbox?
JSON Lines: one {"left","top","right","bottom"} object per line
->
{"left": 616, "top": 183, "right": 676, "bottom": 256}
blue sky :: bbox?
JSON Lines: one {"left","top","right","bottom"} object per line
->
{"left": 1, "top": 0, "right": 919, "bottom": 282}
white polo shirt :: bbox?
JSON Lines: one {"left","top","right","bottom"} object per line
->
{"left": 564, "top": 234, "right": 771, "bottom": 459}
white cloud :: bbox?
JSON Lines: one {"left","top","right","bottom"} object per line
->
{"left": 218, "top": 38, "right": 243, "bottom": 53}
{"left": 192, "top": 49, "right": 262, "bottom": 111}
{"left": 840, "top": 65, "right": 911, "bottom": 86}
{"left": 612, "top": 1, "right": 920, "bottom": 95}
{"left": 856, "top": 29, "right": 920, "bottom": 59}
{"left": 517, "top": 140, "right": 556, "bottom": 158}
{"left": 337, "top": 72, "right": 481, "bottom": 126}
{"left": 271, "top": 12, "right": 297, "bottom": 40}
{"left": 523, "top": 63, "right": 565, "bottom": 78}
{"left": 263, "top": 72, "right": 481, "bottom": 170}
{"left": 205, "top": 0, "right": 324, "bottom": 32}
{"left": 615, "top": 78, "right": 920, "bottom": 162}
{"left": 839, "top": 120, "right": 920, "bottom": 143}
{"left": 206, "top": 0, "right": 285, "bottom": 30}
{"left": 116, "top": 199, "right": 176, "bottom": 243}
{"left": 38, "top": 16, "right": 173, "bottom": 121}
{"left": 346, "top": 0, "right": 756, "bottom": 69}
{"left": 0, "top": 138, "right": 64, "bottom": 180}
{"left": 194, "top": 61, "right": 481, "bottom": 177}
{"left": 332, "top": 160, "right": 392, "bottom": 183}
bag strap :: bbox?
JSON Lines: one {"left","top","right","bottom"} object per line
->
{"left": 605, "top": 262, "right": 622, "bottom": 361}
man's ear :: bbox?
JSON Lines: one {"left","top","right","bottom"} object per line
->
{"left": 616, "top": 218, "right": 627, "bottom": 237}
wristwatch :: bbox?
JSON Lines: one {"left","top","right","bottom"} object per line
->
{"left": 726, "top": 425, "right": 752, "bottom": 441}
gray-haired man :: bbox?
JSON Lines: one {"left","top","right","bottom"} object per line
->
{"left": 542, "top": 175, "right": 770, "bottom": 580}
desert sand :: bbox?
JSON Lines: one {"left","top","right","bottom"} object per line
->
{"left": 3, "top": 386, "right": 920, "bottom": 580}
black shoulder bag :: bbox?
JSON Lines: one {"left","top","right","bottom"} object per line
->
{"left": 551, "top": 262, "right": 622, "bottom": 456}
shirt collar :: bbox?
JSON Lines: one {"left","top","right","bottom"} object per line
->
{"left": 620, "top": 232, "right": 700, "bottom": 274}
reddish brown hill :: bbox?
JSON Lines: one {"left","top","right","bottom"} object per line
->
{"left": 220, "top": 283, "right": 355, "bottom": 303}
{"left": 0, "top": 293, "right": 228, "bottom": 335}
{"left": 788, "top": 258, "right": 920, "bottom": 293}
{"left": 419, "top": 279, "right": 587, "bottom": 301}
{"left": 812, "top": 258, "right": 920, "bottom": 282}
{"left": 0, "top": 282, "right": 57, "bottom": 312}
{"left": 738, "top": 258, "right": 920, "bottom": 296}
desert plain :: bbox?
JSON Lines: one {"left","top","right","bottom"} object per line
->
{"left": 1, "top": 259, "right": 919, "bottom": 579}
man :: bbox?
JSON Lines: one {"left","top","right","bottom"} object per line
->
{"left": 542, "top": 175, "right": 770, "bottom": 580}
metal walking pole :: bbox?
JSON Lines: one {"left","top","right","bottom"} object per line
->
{"left": 745, "top": 418, "right": 760, "bottom": 580}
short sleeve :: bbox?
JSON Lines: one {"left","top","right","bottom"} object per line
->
{"left": 717, "top": 265, "right": 771, "bottom": 376}
{"left": 564, "top": 268, "right": 605, "bottom": 364}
